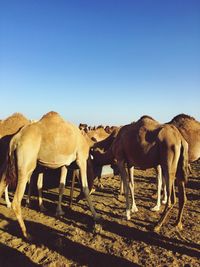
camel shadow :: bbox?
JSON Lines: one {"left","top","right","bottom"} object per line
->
{"left": 101, "top": 218, "right": 200, "bottom": 258}
{"left": 0, "top": 205, "right": 200, "bottom": 266}
{"left": 0, "top": 213, "right": 139, "bottom": 267}
{"left": 0, "top": 242, "right": 40, "bottom": 267}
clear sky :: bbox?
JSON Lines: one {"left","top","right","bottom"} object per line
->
{"left": 0, "top": 0, "right": 199, "bottom": 126}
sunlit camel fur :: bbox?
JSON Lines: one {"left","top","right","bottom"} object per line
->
{"left": 0, "top": 113, "right": 30, "bottom": 208}
{"left": 86, "top": 127, "right": 109, "bottom": 142}
{"left": 90, "top": 125, "right": 167, "bottom": 212}
{"left": 92, "top": 116, "right": 189, "bottom": 231}
{"left": 169, "top": 114, "right": 200, "bottom": 163}
{"left": 0, "top": 115, "right": 68, "bottom": 217}
{"left": 0, "top": 111, "right": 99, "bottom": 239}
{"left": 28, "top": 127, "right": 96, "bottom": 213}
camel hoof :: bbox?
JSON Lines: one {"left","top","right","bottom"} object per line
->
{"left": 6, "top": 203, "right": 12, "bottom": 209}
{"left": 55, "top": 209, "right": 65, "bottom": 217}
{"left": 97, "top": 183, "right": 104, "bottom": 189}
{"left": 175, "top": 222, "right": 183, "bottom": 231}
{"left": 151, "top": 205, "right": 160, "bottom": 212}
{"left": 131, "top": 206, "right": 138, "bottom": 213}
{"left": 117, "top": 194, "right": 124, "bottom": 201}
{"left": 93, "top": 222, "right": 102, "bottom": 234}
{"left": 153, "top": 225, "right": 161, "bottom": 233}
{"left": 126, "top": 210, "right": 131, "bottom": 220}
{"left": 162, "top": 199, "right": 167, "bottom": 204}
{"left": 24, "top": 232, "right": 33, "bottom": 242}
{"left": 89, "top": 188, "right": 96, "bottom": 195}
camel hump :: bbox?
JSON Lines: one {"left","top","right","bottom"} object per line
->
{"left": 136, "top": 115, "right": 159, "bottom": 130}
{"left": 170, "top": 113, "right": 196, "bottom": 123}
{"left": 4, "top": 112, "right": 29, "bottom": 123}
{"left": 139, "top": 115, "right": 156, "bottom": 121}
{"left": 0, "top": 112, "right": 29, "bottom": 136}
{"left": 40, "top": 111, "right": 66, "bottom": 124}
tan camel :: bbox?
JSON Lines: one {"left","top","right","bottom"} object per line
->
{"left": 169, "top": 114, "right": 200, "bottom": 162}
{"left": 1, "top": 116, "right": 75, "bottom": 216}
{"left": 0, "top": 111, "right": 99, "bottom": 239}
{"left": 86, "top": 127, "right": 109, "bottom": 142}
{"left": 90, "top": 125, "right": 166, "bottom": 212}
{"left": 91, "top": 116, "right": 189, "bottom": 231}
{"left": 0, "top": 113, "right": 30, "bottom": 207}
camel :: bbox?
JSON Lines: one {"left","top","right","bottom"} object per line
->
{"left": 86, "top": 127, "right": 109, "bottom": 142}
{"left": 0, "top": 111, "right": 99, "bottom": 239}
{"left": 28, "top": 125, "right": 97, "bottom": 213}
{"left": 91, "top": 116, "right": 189, "bottom": 231}
{"left": 0, "top": 113, "right": 30, "bottom": 207}
{"left": 128, "top": 117, "right": 197, "bottom": 212}
{"left": 69, "top": 126, "right": 112, "bottom": 206}
{"left": 0, "top": 115, "right": 76, "bottom": 216}
{"left": 169, "top": 114, "right": 200, "bottom": 162}
{"left": 89, "top": 125, "right": 167, "bottom": 212}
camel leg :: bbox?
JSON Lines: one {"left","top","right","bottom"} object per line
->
{"left": 56, "top": 166, "right": 67, "bottom": 216}
{"left": 118, "top": 162, "right": 131, "bottom": 220}
{"left": 97, "top": 166, "right": 104, "bottom": 189}
{"left": 0, "top": 175, "right": 7, "bottom": 201}
{"left": 26, "top": 174, "right": 34, "bottom": 207}
{"left": 37, "top": 172, "right": 47, "bottom": 212}
{"left": 12, "top": 172, "right": 32, "bottom": 240}
{"left": 69, "top": 169, "right": 77, "bottom": 207}
{"left": 4, "top": 185, "right": 11, "bottom": 208}
{"left": 171, "top": 182, "right": 176, "bottom": 206}
{"left": 151, "top": 165, "right": 162, "bottom": 211}
{"left": 154, "top": 171, "right": 175, "bottom": 232}
{"left": 78, "top": 159, "right": 99, "bottom": 221}
{"left": 119, "top": 178, "right": 124, "bottom": 195}
{"left": 174, "top": 180, "right": 186, "bottom": 231}
{"left": 128, "top": 167, "right": 138, "bottom": 212}
{"left": 162, "top": 177, "right": 167, "bottom": 204}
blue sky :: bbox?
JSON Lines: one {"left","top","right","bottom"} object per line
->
{"left": 0, "top": 0, "right": 199, "bottom": 125}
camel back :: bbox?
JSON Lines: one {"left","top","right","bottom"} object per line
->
{"left": 169, "top": 114, "right": 200, "bottom": 162}
{"left": 0, "top": 113, "right": 29, "bottom": 137}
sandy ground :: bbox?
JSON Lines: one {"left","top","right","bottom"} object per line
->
{"left": 0, "top": 162, "right": 199, "bottom": 267}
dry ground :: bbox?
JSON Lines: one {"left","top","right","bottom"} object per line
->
{"left": 0, "top": 162, "right": 199, "bottom": 267}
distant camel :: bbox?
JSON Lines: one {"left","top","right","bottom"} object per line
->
{"left": 0, "top": 111, "right": 99, "bottom": 239}
{"left": 91, "top": 116, "right": 188, "bottom": 232}
{"left": 86, "top": 127, "right": 109, "bottom": 142}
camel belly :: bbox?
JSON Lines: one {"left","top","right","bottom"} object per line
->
{"left": 38, "top": 153, "right": 76, "bottom": 169}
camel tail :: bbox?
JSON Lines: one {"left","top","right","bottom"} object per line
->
{"left": 177, "top": 140, "right": 189, "bottom": 184}
{"left": 6, "top": 140, "right": 18, "bottom": 188}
